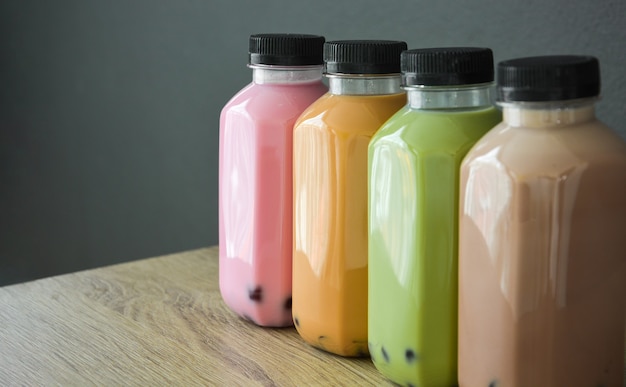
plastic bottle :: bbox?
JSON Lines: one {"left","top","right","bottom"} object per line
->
{"left": 368, "top": 47, "right": 500, "bottom": 386}
{"left": 219, "top": 33, "right": 326, "bottom": 327}
{"left": 458, "top": 55, "right": 626, "bottom": 387}
{"left": 292, "top": 40, "right": 407, "bottom": 356}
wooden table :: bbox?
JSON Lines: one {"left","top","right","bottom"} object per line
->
{"left": 1, "top": 247, "right": 625, "bottom": 386}
{"left": 0, "top": 247, "right": 393, "bottom": 386}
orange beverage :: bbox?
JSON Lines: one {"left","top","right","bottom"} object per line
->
{"left": 292, "top": 40, "right": 407, "bottom": 357}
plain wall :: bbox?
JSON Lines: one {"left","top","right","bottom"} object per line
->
{"left": 1, "top": 0, "right": 625, "bottom": 285}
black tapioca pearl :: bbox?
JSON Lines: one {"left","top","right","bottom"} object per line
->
{"left": 316, "top": 336, "right": 328, "bottom": 350}
{"left": 489, "top": 381, "right": 498, "bottom": 387}
{"left": 355, "top": 347, "right": 368, "bottom": 357}
{"left": 284, "top": 296, "right": 292, "bottom": 309}
{"left": 381, "top": 346, "right": 389, "bottom": 362}
{"left": 248, "top": 286, "right": 262, "bottom": 302}
{"left": 294, "top": 316, "right": 300, "bottom": 327}
{"left": 405, "top": 349, "right": 417, "bottom": 363}
{"left": 351, "top": 340, "right": 368, "bottom": 357}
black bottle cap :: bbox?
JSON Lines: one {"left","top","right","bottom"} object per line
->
{"left": 324, "top": 40, "right": 408, "bottom": 74}
{"left": 497, "top": 55, "right": 600, "bottom": 102}
{"left": 401, "top": 47, "right": 494, "bottom": 86}
{"left": 248, "top": 34, "right": 325, "bottom": 66}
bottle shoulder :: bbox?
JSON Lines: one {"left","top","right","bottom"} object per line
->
{"left": 370, "top": 106, "right": 501, "bottom": 153}
{"left": 463, "top": 119, "right": 626, "bottom": 177}
{"left": 221, "top": 82, "right": 327, "bottom": 123}
{"left": 294, "top": 93, "right": 407, "bottom": 133}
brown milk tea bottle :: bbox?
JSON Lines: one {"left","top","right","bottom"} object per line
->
{"left": 458, "top": 56, "right": 626, "bottom": 387}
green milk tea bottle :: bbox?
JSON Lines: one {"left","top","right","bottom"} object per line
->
{"left": 367, "top": 47, "right": 501, "bottom": 386}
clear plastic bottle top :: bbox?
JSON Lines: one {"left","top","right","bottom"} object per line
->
{"left": 323, "top": 40, "right": 407, "bottom": 95}
{"left": 248, "top": 33, "right": 325, "bottom": 85}
{"left": 401, "top": 47, "right": 495, "bottom": 109}
{"left": 496, "top": 55, "right": 601, "bottom": 128}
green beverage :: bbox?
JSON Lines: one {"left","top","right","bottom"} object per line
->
{"left": 367, "top": 48, "right": 501, "bottom": 386}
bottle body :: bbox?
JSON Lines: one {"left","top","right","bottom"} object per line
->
{"left": 292, "top": 90, "right": 406, "bottom": 356}
{"left": 219, "top": 73, "right": 327, "bottom": 327}
{"left": 368, "top": 100, "right": 500, "bottom": 386}
{"left": 458, "top": 103, "right": 626, "bottom": 387}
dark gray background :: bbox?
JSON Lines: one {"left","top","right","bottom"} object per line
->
{"left": 1, "top": 0, "right": 625, "bottom": 285}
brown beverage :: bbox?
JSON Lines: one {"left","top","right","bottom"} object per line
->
{"left": 458, "top": 56, "right": 626, "bottom": 387}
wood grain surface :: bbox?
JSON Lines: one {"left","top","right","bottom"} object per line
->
{"left": 1, "top": 247, "right": 624, "bottom": 386}
{"left": 0, "top": 247, "right": 394, "bottom": 386}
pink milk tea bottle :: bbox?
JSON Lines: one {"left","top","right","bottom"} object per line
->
{"left": 219, "top": 33, "right": 327, "bottom": 327}
{"left": 458, "top": 55, "right": 626, "bottom": 387}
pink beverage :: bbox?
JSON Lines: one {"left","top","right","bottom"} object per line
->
{"left": 458, "top": 56, "right": 626, "bottom": 386}
{"left": 219, "top": 34, "right": 327, "bottom": 327}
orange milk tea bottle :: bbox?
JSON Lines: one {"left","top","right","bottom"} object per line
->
{"left": 458, "top": 56, "right": 626, "bottom": 387}
{"left": 292, "top": 40, "right": 407, "bottom": 356}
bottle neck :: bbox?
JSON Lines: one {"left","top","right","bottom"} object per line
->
{"left": 326, "top": 74, "right": 402, "bottom": 95}
{"left": 406, "top": 84, "right": 493, "bottom": 110}
{"left": 500, "top": 98, "right": 597, "bottom": 127}
{"left": 251, "top": 65, "right": 323, "bottom": 84}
